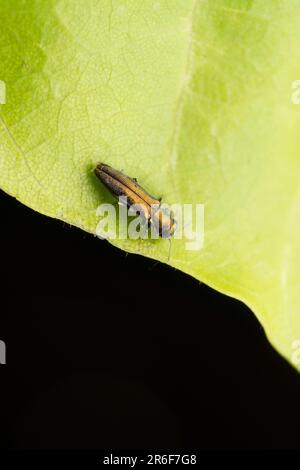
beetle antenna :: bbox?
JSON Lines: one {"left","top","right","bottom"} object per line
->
{"left": 167, "top": 238, "right": 172, "bottom": 263}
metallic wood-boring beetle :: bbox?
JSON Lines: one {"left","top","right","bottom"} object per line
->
{"left": 95, "top": 163, "right": 176, "bottom": 238}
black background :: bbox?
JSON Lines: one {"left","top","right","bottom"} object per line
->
{"left": 1, "top": 189, "right": 300, "bottom": 450}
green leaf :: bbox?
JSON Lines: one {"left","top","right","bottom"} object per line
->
{"left": 1, "top": 0, "right": 300, "bottom": 370}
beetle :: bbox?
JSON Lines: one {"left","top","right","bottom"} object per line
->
{"left": 94, "top": 163, "right": 176, "bottom": 238}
